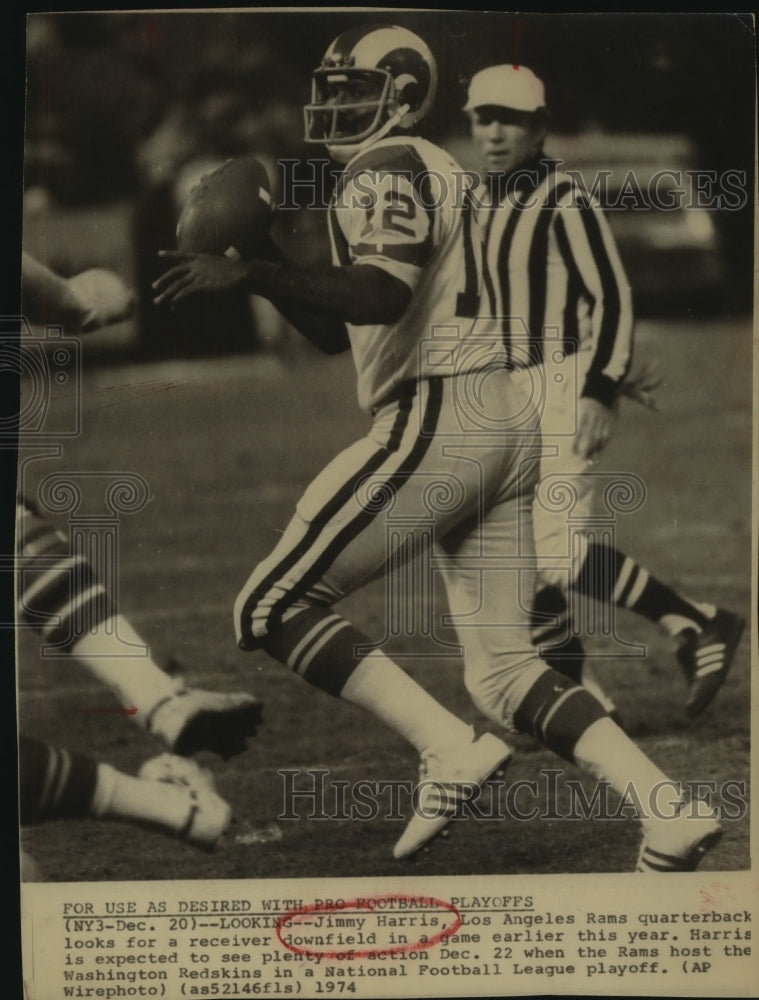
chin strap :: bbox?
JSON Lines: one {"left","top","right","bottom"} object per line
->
{"left": 364, "top": 102, "right": 411, "bottom": 147}
{"left": 331, "top": 103, "right": 412, "bottom": 164}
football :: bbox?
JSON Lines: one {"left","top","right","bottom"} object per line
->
{"left": 176, "top": 156, "right": 273, "bottom": 260}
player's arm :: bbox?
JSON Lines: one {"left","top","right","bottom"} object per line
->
{"left": 152, "top": 251, "right": 410, "bottom": 352}
{"left": 553, "top": 189, "right": 634, "bottom": 458}
{"left": 22, "top": 251, "right": 135, "bottom": 332}
{"left": 256, "top": 230, "right": 413, "bottom": 326}
{"left": 22, "top": 252, "right": 91, "bottom": 329}
{"left": 251, "top": 233, "right": 411, "bottom": 348}
{"left": 554, "top": 191, "right": 634, "bottom": 405}
{"left": 153, "top": 164, "right": 428, "bottom": 334}
{"left": 246, "top": 235, "right": 351, "bottom": 355}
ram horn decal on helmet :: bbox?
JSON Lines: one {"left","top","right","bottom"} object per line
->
{"left": 304, "top": 24, "right": 438, "bottom": 164}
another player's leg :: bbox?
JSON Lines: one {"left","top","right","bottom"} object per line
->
{"left": 16, "top": 496, "right": 262, "bottom": 757}
{"left": 569, "top": 536, "right": 745, "bottom": 716}
{"left": 19, "top": 735, "right": 230, "bottom": 865}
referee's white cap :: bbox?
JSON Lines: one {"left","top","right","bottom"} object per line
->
{"left": 464, "top": 65, "right": 546, "bottom": 112}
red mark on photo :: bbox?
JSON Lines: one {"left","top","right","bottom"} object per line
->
{"left": 276, "top": 894, "right": 461, "bottom": 961}
{"left": 698, "top": 881, "right": 737, "bottom": 914}
{"left": 513, "top": 17, "right": 521, "bottom": 69}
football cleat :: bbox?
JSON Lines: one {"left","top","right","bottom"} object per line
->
{"left": 677, "top": 609, "right": 745, "bottom": 717}
{"left": 138, "top": 754, "right": 232, "bottom": 849}
{"left": 393, "top": 733, "right": 512, "bottom": 860}
{"left": 148, "top": 687, "right": 263, "bottom": 759}
{"left": 636, "top": 800, "right": 723, "bottom": 872}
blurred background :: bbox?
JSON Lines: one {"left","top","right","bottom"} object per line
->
{"left": 21, "top": 11, "right": 756, "bottom": 359}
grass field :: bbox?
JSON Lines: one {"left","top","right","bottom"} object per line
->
{"left": 17, "top": 310, "right": 753, "bottom": 881}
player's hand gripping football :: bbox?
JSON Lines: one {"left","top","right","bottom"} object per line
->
{"left": 152, "top": 251, "right": 250, "bottom": 307}
{"left": 574, "top": 396, "right": 617, "bottom": 462}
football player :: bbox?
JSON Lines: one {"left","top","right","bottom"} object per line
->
{"left": 18, "top": 253, "right": 263, "bottom": 757}
{"left": 461, "top": 64, "right": 745, "bottom": 720}
{"left": 154, "top": 24, "right": 723, "bottom": 870}
{"left": 17, "top": 255, "right": 247, "bottom": 876}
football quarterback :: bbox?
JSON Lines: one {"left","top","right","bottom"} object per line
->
{"left": 153, "top": 24, "right": 723, "bottom": 871}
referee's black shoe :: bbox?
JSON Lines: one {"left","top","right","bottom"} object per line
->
{"left": 677, "top": 609, "right": 745, "bottom": 718}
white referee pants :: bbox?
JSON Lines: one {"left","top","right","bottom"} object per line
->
{"left": 517, "top": 352, "right": 598, "bottom": 589}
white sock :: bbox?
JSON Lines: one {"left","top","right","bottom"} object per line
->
{"left": 659, "top": 602, "right": 716, "bottom": 637}
{"left": 574, "top": 717, "right": 673, "bottom": 826}
{"left": 91, "top": 763, "right": 194, "bottom": 833}
{"left": 72, "top": 614, "right": 180, "bottom": 724}
{"left": 340, "top": 651, "right": 474, "bottom": 754}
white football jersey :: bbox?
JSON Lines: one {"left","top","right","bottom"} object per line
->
{"left": 328, "top": 136, "right": 499, "bottom": 414}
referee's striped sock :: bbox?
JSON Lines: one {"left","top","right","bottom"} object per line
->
{"left": 571, "top": 541, "right": 714, "bottom": 637}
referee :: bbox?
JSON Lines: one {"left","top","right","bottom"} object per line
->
{"left": 464, "top": 64, "right": 744, "bottom": 719}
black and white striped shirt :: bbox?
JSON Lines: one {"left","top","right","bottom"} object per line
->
{"left": 474, "top": 157, "right": 634, "bottom": 407}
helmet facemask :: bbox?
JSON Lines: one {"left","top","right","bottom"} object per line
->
{"left": 304, "top": 67, "right": 396, "bottom": 148}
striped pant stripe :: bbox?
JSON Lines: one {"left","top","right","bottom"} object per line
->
{"left": 40, "top": 584, "right": 111, "bottom": 643}
{"left": 49, "top": 747, "right": 73, "bottom": 815}
{"left": 265, "top": 379, "right": 443, "bottom": 631}
{"left": 18, "top": 522, "right": 66, "bottom": 557}
{"left": 237, "top": 388, "right": 416, "bottom": 648}
{"left": 38, "top": 744, "right": 65, "bottom": 818}
{"left": 623, "top": 567, "right": 650, "bottom": 609}
{"left": 18, "top": 553, "right": 114, "bottom": 648}
{"left": 238, "top": 380, "right": 442, "bottom": 646}
{"left": 19, "top": 736, "right": 98, "bottom": 824}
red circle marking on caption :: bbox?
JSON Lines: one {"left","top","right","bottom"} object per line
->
{"left": 276, "top": 893, "right": 462, "bottom": 960}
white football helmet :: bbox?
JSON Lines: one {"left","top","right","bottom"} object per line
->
{"left": 304, "top": 24, "right": 438, "bottom": 164}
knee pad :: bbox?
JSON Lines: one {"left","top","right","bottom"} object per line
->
{"left": 513, "top": 668, "right": 608, "bottom": 762}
